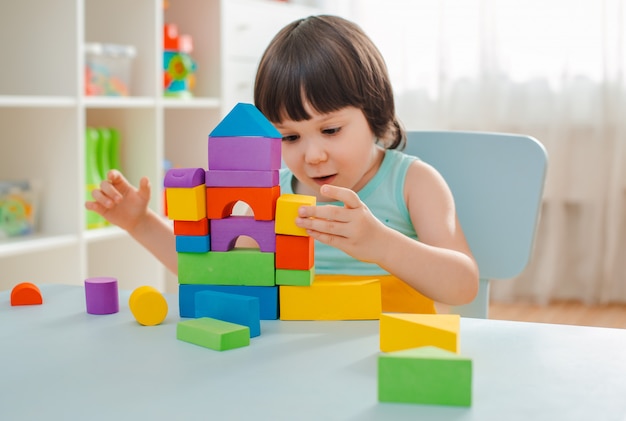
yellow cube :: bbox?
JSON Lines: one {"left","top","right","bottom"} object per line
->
{"left": 275, "top": 194, "right": 316, "bottom": 236}
{"left": 166, "top": 185, "right": 206, "bottom": 221}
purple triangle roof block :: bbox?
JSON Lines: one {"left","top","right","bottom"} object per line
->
{"left": 209, "top": 103, "right": 281, "bottom": 138}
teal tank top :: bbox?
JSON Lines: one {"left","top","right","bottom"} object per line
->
{"left": 279, "top": 149, "right": 419, "bottom": 275}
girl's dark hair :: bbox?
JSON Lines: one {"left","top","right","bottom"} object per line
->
{"left": 254, "top": 15, "right": 405, "bottom": 150}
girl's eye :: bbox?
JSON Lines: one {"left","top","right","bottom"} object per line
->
{"left": 282, "top": 134, "right": 299, "bottom": 142}
{"left": 322, "top": 127, "right": 341, "bottom": 135}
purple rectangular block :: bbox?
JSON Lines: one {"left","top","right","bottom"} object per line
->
{"left": 208, "top": 136, "right": 281, "bottom": 171}
{"left": 164, "top": 168, "right": 205, "bottom": 188}
{"left": 205, "top": 169, "right": 279, "bottom": 188}
{"left": 210, "top": 216, "right": 276, "bottom": 253}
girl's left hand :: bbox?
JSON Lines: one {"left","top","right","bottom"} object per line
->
{"left": 295, "top": 184, "right": 388, "bottom": 263}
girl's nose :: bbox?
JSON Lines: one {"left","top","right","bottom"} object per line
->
{"left": 304, "top": 140, "right": 327, "bottom": 165}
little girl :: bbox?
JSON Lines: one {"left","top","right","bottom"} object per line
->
{"left": 86, "top": 15, "right": 478, "bottom": 313}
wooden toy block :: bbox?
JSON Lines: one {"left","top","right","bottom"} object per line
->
{"left": 178, "top": 248, "right": 275, "bottom": 286}
{"left": 378, "top": 346, "right": 472, "bottom": 406}
{"left": 275, "top": 268, "right": 315, "bottom": 286}
{"left": 209, "top": 102, "right": 282, "bottom": 138}
{"left": 206, "top": 186, "right": 280, "bottom": 221}
{"left": 275, "top": 194, "right": 317, "bottom": 236}
{"left": 84, "top": 277, "right": 119, "bottom": 315}
{"left": 176, "top": 234, "right": 211, "bottom": 253}
{"left": 179, "top": 284, "right": 279, "bottom": 320}
{"left": 164, "top": 167, "right": 205, "bottom": 188}
{"left": 379, "top": 313, "right": 460, "bottom": 353}
{"left": 129, "top": 285, "right": 169, "bottom": 326}
{"left": 195, "top": 291, "right": 261, "bottom": 337}
{"left": 275, "top": 235, "right": 314, "bottom": 270}
{"left": 209, "top": 136, "right": 281, "bottom": 171}
{"left": 280, "top": 277, "right": 381, "bottom": 320}
{"left": 205, "top": 169, "right": 279, "bottom": 188}
{"left": 210, "top": 216, "right": 276, "bottom": 252}
{"left": 10, "top": 282, "right": 43, "bottom": 306}
{"left": 165, "top": 185, "right": 206, "bottom": 221}
{"left": 174, "top": 218, "right": 209, "bottom": 236}
{"left": 176, "top": 317, "right": 250, "bottom": 351}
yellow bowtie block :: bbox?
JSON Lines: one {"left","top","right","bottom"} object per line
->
{"left": 129, "top": 285, "right": 169, "bottom": 326}
{"left": 275, "top": 194, "right": 316, "bottom": 236}
{"left": 165, "top": 185, "right": 206, "bottom": 221}
{"left": 280, "top": 275, "right": 381, "bottom": 320}
{"left": 379, "top": 313, "right": 460, "bottom": 353}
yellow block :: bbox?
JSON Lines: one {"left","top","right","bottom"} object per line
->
{"left": 275, "top": 194, "right": 316, "bottom": 236}
{"left": 280, "top": 275, "right": 381, "bottom": 320}
{"left": 380, "top": 313, "right": 460, "bottom": 353}
{"left": 165, "top": 185, "right": 206, "bottom": 221}
{"left": 129, "top": 286, "right": 169, "bottom": 326}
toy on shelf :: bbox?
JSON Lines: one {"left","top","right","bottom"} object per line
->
{"left": 85, "top": 127, "right": 123, "bottom": 229}
{"left": 163, "top": 23, "right": 197, "bottom": 98}
{"left": 85, "top": 43, "right": 136, "bottom": 96}
{"left": 0, "top": 180, "right": 38, "bottom": 238}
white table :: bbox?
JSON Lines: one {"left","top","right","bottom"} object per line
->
{"left": 1, "top": 285, "right": 626, "bottom": 420}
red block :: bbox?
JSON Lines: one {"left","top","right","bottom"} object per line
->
{"left": 276, "top": 235, "right": 314, "bottom": 270}
{"left": 174, "top": 218, "right": 209, "bottom": 236}
{"left": 206, "top": 186, "right": 280, "bottom": 221}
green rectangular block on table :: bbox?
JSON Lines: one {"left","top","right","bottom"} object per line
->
{"left": 178, "top": 248, "right": 275, "bottom": 286}
{"left": 176, "top": 317, "right": 250, "bottom": 351}
{"left": 275, "top": 267, "right": 314, "bottom": 286}
{"left": 378, "top": 346, "right": 472, "bottom": 406}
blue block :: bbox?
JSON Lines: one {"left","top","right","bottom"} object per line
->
{"left": 209, "top": 103, "right": 281, "bottom": 138}
{"left": 195, "top": 291, "right": 261, "bottom": 337}
{"left": 176, "top": 235, "right": 210, "bottom": 252}
{"left": 179, "top": 284, "right": 279, "bottom": 320}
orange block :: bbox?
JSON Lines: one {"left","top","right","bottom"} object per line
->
{"left": 206, "top": 186, "right": 280, "bottom": 221}
{"left": 11, "top": 282, "right": 43, "bottom": 306}
{"left": 174, "top": 218, "right": 209, "bottom": 236}
{"left": 276, "top": 235, "right": 314, "bottom": 270}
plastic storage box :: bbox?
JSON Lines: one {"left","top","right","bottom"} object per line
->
{"left": 85, "top": 43, "right": 137, "bottom": 96}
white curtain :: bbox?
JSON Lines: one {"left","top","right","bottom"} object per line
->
{"left": 318, "top": 0, "right": 626, "bottom": 304}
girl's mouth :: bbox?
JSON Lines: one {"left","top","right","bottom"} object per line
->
{"left": 312, "top": 174, "right": 337, "bottom": 185}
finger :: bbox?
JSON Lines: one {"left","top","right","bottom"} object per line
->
{"left": 296, "top": 213, "right": 350, "bottom": 237}
{"left": 320, "top": 184, "right": 362, "bottom": 209}
{"left": 298, "top": 204, "right": 350, "bottom": 222}
{"left": 89, "top": 188, "right": 115, "bottom": 208}
{"left": 99, "top": 179, "right": 124, "bottom": 204}
{"left": 85, "top": 199, "right": 106, "bottom": 215}
{"left": 137, "top": 176, "right": 151, "bottom": 199}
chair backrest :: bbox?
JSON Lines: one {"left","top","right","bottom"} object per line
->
{"left": 404, "top": 131, "right": 548, "bottom": 318}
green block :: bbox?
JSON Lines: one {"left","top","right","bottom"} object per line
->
{"left": 176, "top": 317, "right": 250, "bottom": 351}
{"left": 275, "top": 268, "right": 315, "bottom": 286}
{"left": 378, "top": 346, "right": 472, "bottom": 406}
{"left": 178, "top": 248, "right": 275, "bottom": 286}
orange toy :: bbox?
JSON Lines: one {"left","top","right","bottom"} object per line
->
{"left": 206, "top": 186, "right": 280, "bottom": 221}
{"left": 276, "top": 235, "right": 314, "bottom": 270}
{"left": 174, "top": 218, "right": 209, "bottom": 236}
{"left": 11, "top": 282, "right": 43, "bottom": 306}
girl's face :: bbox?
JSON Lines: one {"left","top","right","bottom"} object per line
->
{"left": 274, "top": 103, "right": 384, "bottom": 202}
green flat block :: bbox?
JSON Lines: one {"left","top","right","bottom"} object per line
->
{"left": 275, "top": 268, "right": 314, "bottom": 286}
{"left": 378, "top": 346, "right": 472, "bottom": 406}
{"left": 178, "top": 248, "right": 275, "bottom": 286}
{"left": 176, "top": 317, "right": 250, "bottom": 351}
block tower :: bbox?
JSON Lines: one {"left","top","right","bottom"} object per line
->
{"left": 164, "top": 103, "right": 315, "bottom": 323}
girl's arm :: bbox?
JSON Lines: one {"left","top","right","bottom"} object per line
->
{"left": 295, "top": 162, "right": 479, "bottom": 306}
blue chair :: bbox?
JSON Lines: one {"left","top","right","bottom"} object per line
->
{"left": 404, "top": 131, "right": 548, "bottom": 318}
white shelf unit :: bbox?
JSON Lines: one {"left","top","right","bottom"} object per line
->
{"left": 0, "top": 0, "right": 318, "bottom": 293}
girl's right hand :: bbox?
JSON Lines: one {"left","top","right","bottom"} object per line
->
{"left": 84, "top": 169, "right": 152, "bottom": 233}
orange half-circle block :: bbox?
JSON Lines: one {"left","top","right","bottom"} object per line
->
{"left": 11, "top": 282, "right": 43, "bottom": 306}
